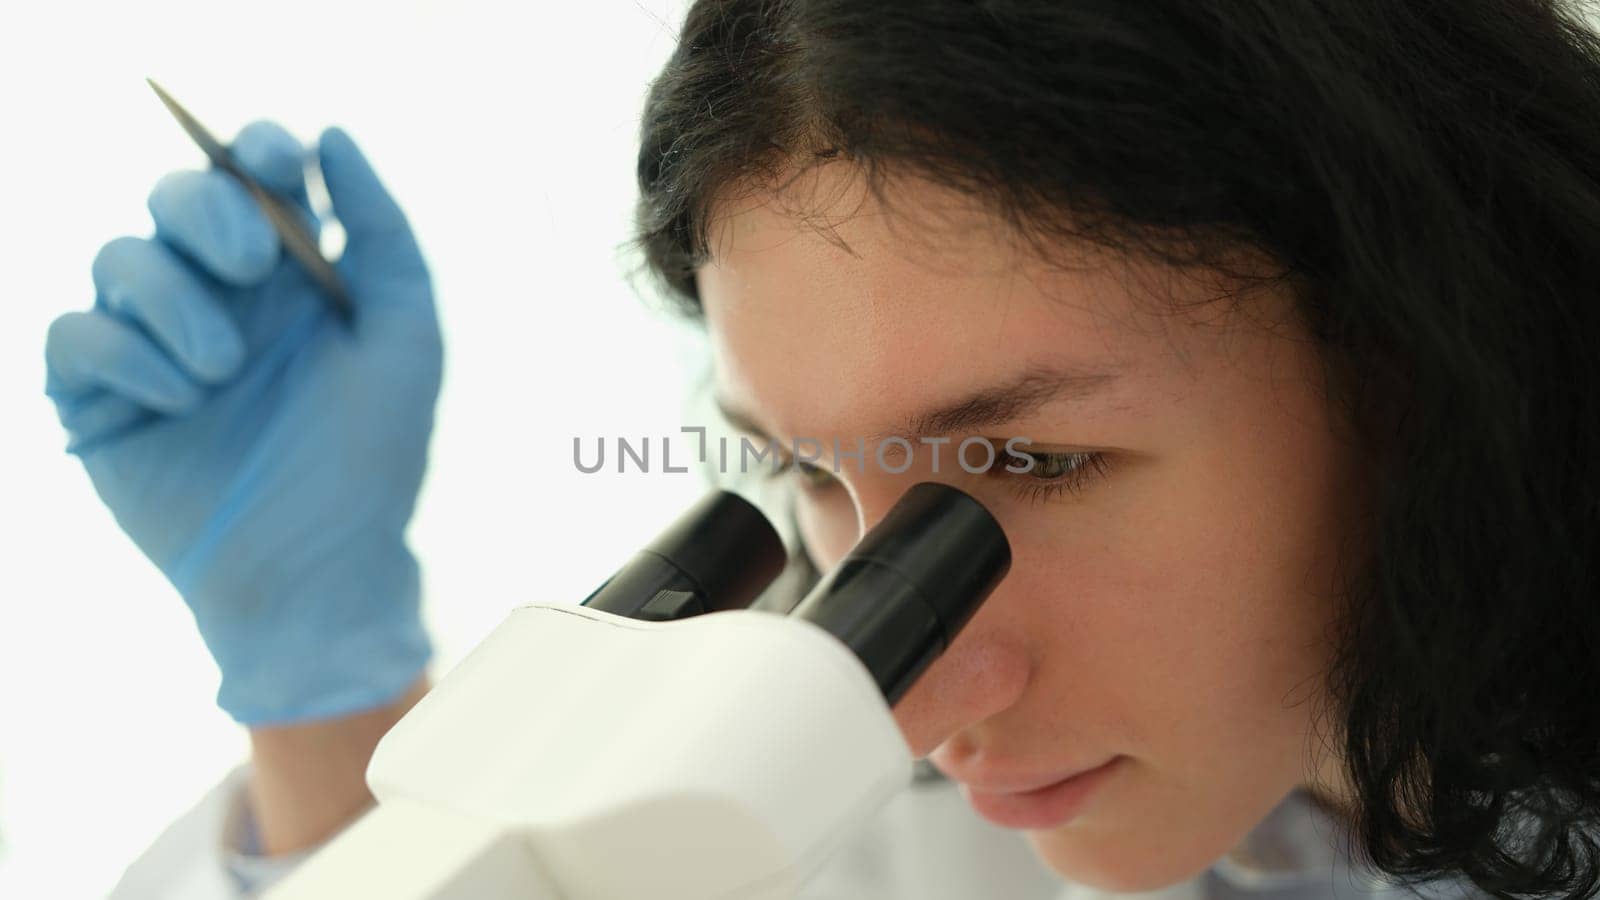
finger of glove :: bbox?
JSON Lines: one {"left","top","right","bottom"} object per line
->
{"left": 230, "top": 119, "right": 317, "bottom": 235}
{"left": 92, "top": 236, "right": 246, "bottom": 383}
{"left": 54, "top": 391, "right": 151, "bottom": 454}
{"left": 148, "top": 169, "right": 281, "bottom": 287}
{"left": 45, "top": 311, "right": 204, "bottom": 414}
{"left": 318, "top": 127, "right": 432, "bottom": 305}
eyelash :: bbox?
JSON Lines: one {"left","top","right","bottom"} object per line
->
{"left": 770, "top": 455, "right": 839, "bottom": 491}
{"left": 1004, "top": 450, "right": 1112, "bottom": 506}
{"left": 768, "top": 448, "right": 1112, "bottom": 505}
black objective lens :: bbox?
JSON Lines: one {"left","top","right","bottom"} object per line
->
{"left": 582, "top": 490, "right": 788, "bottom": 621}
{"left": 788, "top": 482, "right": 1011, "bottom": 706}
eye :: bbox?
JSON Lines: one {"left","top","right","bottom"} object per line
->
{"left": 771, "top": 451, "right": 841, "bottom": 492}
{"left": 993, "top": 449, "right": 1112, "bottom": 505}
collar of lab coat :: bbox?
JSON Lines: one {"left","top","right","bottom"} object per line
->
{"left": 1209, "top": 788, "right": 1399, "bottom": 894}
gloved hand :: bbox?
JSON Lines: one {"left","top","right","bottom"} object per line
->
{"left": 44, "top": 121, "right": 441, "bottom": 726}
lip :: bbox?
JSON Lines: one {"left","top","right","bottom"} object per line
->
{"left": 957, "top": 756, "right": 1123, "bottom": 830}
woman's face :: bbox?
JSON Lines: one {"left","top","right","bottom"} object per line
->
{"left": 695, "top": 165, "right": 1366, "bottom": 890}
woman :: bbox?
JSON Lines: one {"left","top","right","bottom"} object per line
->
{"left": 644, "top": 0, "right": 1600, "bottom": 893}
{"left": 49, "top": 1, "right": 1599, "bottom": 898}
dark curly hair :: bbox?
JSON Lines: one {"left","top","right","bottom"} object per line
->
{"left": 632, "top": 1, "right": 1600, "bottom": 897}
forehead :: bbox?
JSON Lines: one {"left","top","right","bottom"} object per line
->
{"left": 695, "top": 165, "right": 1239, "bottom": 441}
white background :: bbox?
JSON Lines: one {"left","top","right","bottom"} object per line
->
{"left": 0, "top": 2, "right": 733, "bottom": 894}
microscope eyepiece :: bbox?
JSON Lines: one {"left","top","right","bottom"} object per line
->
{"left": 580, "top": 482, "right": 1010, "bottom": 709}
{"left": 582, "top": 490, "right": 787, "bottom": 621}
{"left": 788, "top": 482, "right": 1011, "bottom": 705}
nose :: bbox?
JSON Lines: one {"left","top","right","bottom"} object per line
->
{"left": 844, "top": 482, "right": 1033, "bottom": 760}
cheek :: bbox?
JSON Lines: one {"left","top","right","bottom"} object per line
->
{"left": 1036, "top": 496, "right": 1324, "bottom": 695}
{"left": 998, "top": 453, "right": 1343, "bottom": 769}
{"left": 978, "top": 496, "right": 1340, "bottom": 886}
{"left": 1012, "top": 544, "right": 1326, "bottom": 744}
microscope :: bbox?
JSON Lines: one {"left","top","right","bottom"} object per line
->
{"left": 267, "top": 482, "right": 1010, "bottom": 899}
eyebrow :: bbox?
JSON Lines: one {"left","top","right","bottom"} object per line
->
{"left": 713, "top": 363, "right": 1122, "bottom": 444}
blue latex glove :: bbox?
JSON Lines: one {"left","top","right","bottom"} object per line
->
{"left": 44, "top": 121, "right": 441, "bottom": 725}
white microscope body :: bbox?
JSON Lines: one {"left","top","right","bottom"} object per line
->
{"left": 267, "top": 484, "right": 1009, "bottom": 899}
{"left": 268, "top": 603, "right": 911, "bottom": 899}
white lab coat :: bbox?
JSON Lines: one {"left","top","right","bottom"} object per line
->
{"left": 106, "top": 762, "right": 1482, "bottom": 900}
